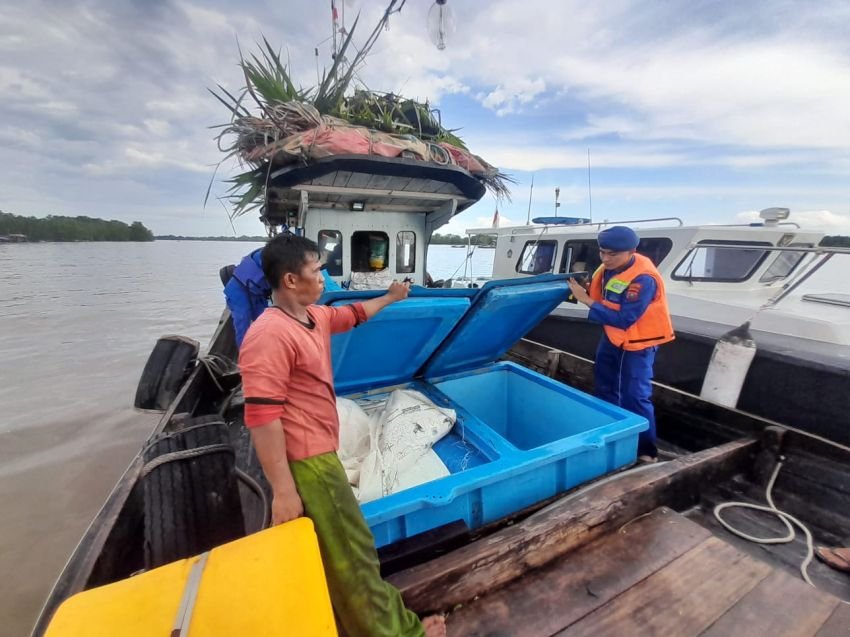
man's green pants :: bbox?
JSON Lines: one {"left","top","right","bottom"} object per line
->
{"left": 290, "top": 452, "right": 425, "bottom": 637}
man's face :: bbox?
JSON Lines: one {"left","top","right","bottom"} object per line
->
{"left": 286, "top": 253, "right": 325, "bottom": 304}
{"left": 599, "top": 248, "right": 634, "bottom": 271}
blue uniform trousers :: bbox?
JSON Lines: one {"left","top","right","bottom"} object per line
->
{"left": 594, "top": 336, "right": 658, "bottom": 457}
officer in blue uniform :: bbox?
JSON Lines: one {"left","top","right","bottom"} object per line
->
{"left": 569, "top": 226, "right": 673, "bottom": 462}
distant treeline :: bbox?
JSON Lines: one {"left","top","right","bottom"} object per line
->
{"left": 0, "top": 211, "right": 153, "bottom": 242}
{"left": 430, "top": 233, "right": 494, "bottom": 246}
{"left": 155, "top": 235, "right": 267, "bottom": 242}
{"left": 821, "top": 236, "right": 850, "bottom": 247}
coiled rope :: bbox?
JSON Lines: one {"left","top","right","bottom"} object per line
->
{"left": 713, "top": 459, "right": 850, "bottom": 603}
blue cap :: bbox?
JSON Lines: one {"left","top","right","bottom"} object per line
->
{"left": 598, "top": 226, "right": 639, "bottom": 251}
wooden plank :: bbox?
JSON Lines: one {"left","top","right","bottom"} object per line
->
{"left": 687, "top": 482, "right": 850, "bottom": 601}
{"left": 700, "top": 570, "right": 839, "bottom": 637}
{"left": 816, "top": 603, "right": 850, "bottom": 637}
{"left": 447, "top": 508, "right": 712, "bottom": 636}
{"left": 390, "top": 439, "right": 756, "bottom": 614}
{"left": 557, "top": 537, "right": 772, "bottom": 636}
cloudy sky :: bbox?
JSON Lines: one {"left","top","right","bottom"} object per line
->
{"left": 2, "top": 0, "right": 849, "bottom": 236}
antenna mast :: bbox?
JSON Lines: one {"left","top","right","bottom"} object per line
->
{"left": 587, "top": 148, "right": 593, "bottom": 222}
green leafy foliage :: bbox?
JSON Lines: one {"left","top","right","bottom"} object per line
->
{"left": 0, "top": 211, "right": 154, "bottom": 242}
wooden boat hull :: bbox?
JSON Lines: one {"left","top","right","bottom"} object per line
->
{"left": 32, "top": 321, "right": 850, "bottom": 635}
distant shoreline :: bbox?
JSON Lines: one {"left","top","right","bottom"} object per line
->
{"left": 155, "top": 235, "right": 267, "bottom": 242}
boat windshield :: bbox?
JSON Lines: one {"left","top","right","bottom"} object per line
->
{"left": 672, "top": 240, "right": 771, "bottom": 282}
{"left": 759, "top": 243, "right": 812, "bottom": 283}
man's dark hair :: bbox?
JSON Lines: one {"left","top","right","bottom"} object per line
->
{"left": 262, "top": 233, "right": 320, "bottom": 289}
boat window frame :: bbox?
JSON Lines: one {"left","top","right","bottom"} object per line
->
{"left": 516, "top": 239, "right": 558, "bottom": 274}
{"left": 396, "top": 231, "right": 416, "bottom": 274}
{"left": 558, "top": 237, "right": 673, "bottom": 274}
{"left": 759, "top": 242, "right": 813, "bottom": 283}
{"left": 559, "top": 240, "right": 601, "bottom": 275}
{"left": 671, "top": 239, "right": 773, "bottom": 283}
{"left": 318, "top": 229, "right": 343, "bottom": 276}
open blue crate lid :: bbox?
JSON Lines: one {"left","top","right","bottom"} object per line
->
{"left": 422, "top": 275, "right": 568, "bottom": 378}
{"left": 322, "top": 275, "right": 568, "bottom": 394}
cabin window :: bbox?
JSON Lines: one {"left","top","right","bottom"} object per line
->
{"left": 516, "top": 240, "right": 557, "bottom": 274}
{"left": 318, "top": 230, "right": 343, "bottom": 276}
{"left": 351, "top": 231, "right": 389, "bottom": 272}
{"left": 759, "top": 243, "right": 812, "bottom": 283}
{"left": 559, "top": 240, "right": 600, "bottom": 274}
{"left": 672, "top": 240, "right": 771, "bottom": 282}
{"left": 396, "top": 231, "right": 416, "bottom": 273}
{"left": 558, "top": 237, "right": 672, "bottom": 274}
{"left": 636, "top": 238, "right": 673, "bottom": 267}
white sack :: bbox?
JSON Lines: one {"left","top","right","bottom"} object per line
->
{"left": 337, "top": 390, "right": 455, "bottom": 503}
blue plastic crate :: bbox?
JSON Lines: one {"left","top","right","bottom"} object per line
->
{"left": 358, "top": 363, "right": 646, "bottom": 547}
{"left": 327, "top": 276, "right": 648, "bottom": 548}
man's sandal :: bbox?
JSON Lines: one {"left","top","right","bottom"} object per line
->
{"left": 814, "top": 546, "right": 850, "bottom": 573}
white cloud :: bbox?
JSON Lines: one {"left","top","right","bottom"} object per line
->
{"left": 480, "top": 77, "right": 546, "bottom": 116}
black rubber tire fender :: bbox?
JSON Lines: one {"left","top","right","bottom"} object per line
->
{"left": 134, "top": 335, "right": 200, "bottom": 411}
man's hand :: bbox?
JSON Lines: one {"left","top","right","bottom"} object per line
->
{"left": 385, "top": 280, "right": 411, "bottom": 302}
{"left": 271, "top": 487, "right": 304, "bottom": 525}
{"left": 568, "top": 278, "right": 593, "bottom": 307}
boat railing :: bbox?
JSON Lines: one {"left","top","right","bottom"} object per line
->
{"left": 464, "top": 216, "right": 686, "bottom": 236}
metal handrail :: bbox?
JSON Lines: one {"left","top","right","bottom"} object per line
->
{"left": 522, "top": 216, "right": 685, "bottom": 232}
{"left": 464, "top": 216, "right": 685, "bottom": 236}
{"left": 689, "top": 243, "right": 850, "bottom": 254}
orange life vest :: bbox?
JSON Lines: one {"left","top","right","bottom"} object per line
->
{"left": 589, "top": 253, "right": 675, "bottom": 351}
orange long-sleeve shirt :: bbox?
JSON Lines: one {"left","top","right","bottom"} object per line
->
{"left": 239, "top": 303, "right": 367, "bottom": 461}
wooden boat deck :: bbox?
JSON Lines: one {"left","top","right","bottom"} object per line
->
{"left": 446, "top": 508, "right": 849, "bottom": 637}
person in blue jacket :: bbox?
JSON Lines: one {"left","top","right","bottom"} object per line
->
{"left": 224, "top": 242, "right": 343, "bottom": 347}
{"left": 568, "top": 226, "right": 675, "bottom": 462}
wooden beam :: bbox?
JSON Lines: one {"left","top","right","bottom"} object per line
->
{"left": 388, "top": 438, "right": 757, "bottom": 614}
{"left": 293, "top": 183, "right": 470, "bottom": 202}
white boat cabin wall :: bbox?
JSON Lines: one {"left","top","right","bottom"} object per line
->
{"left": 302, "top": 208, "right": 429, "bottom": 287}
{"left": 465, "top": 212, "right": 850, "bottom": 345}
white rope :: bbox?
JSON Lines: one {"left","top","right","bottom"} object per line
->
{"left": 199, "top": 354, "right": 237, "bottom": 393}
{"left": 713, "top": 459, "right": 850, "bottom": 602}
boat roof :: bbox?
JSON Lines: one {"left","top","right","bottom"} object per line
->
{"left": 264, "top": 154, "right": 487, "bottom": 224}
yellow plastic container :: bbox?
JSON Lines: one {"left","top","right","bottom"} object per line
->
{"left": 45, "top": 518, "right": 337, "bottom": 636}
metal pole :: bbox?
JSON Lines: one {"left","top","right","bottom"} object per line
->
{"left": 526, "top": 174, "right": 534, "bottom": 225}
{"left": 587, "top": 148, "right": 593, "bottom": 222}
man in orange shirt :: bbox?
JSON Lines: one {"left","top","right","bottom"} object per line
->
{"left": 239, "top": 233, "right": 444, "bottom": 637}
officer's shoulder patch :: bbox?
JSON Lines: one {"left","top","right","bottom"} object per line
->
{"left": 625, "top": 283, "right": 642, "bottom": 301}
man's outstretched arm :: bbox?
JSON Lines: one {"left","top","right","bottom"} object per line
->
{"left": 360, "top": 280, "right": 410, "bottom": 318}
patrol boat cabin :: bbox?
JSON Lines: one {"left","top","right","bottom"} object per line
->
{"left": 459, "top": 210, "right": 850, "bottom": 447}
